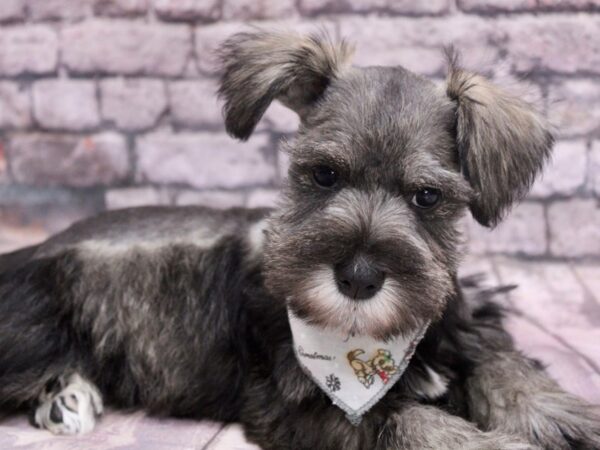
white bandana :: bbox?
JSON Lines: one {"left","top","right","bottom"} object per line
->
{"left": 288, "top": 310, "right": 429, "bottom": 425}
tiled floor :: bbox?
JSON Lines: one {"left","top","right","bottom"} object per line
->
{"left": 465, "top": 255, "right": 600, "bottom": 404}
{"left": 0, "top": 233, "right": 598, "bottom": 449}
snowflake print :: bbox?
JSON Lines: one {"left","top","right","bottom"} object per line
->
{"left": 326, "top": 374, "right": 341, "bottom": 392}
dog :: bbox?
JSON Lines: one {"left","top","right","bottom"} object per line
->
{"left": 370, "top": 349, "right": 399, "bottom": 384}
{"left": 0, "top": 30, "right": 598, "bottom": 449}
{"left": 347, "top": 349, "right": 377, "bottom": 387}
{"left": 348, "top": 349, "right": 398, "bottom": 387}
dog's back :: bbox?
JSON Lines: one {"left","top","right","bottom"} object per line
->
{"left": 0, "top": 206, "right": 272, "bottom": 420}
{"left": 0, "top": 244, "right": 40, "bottom": 274}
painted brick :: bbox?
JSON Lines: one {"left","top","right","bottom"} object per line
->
{"left": 195, "top": 22, "right": 257, "bottom": 74}
{"left": 174, "top": 189, "right": 246, "bottom": 208}
{"left": 27, "top": 0, "right": 93, "bottom": 21}
{"left": 590, "top": 141, "right": 600, "bottom": 196}
{"left": 246, "top": 188, "right": 280, "bottom": 208}
{"left": 62, "top": 20, "right": 191, "bottom": 76}
{"left": 223, "top": 0, "right": 298, "bottom": 20}
{"left": 33, "top": 80, "right": 100, "bottom": 131}
{"left": 0, "top": 186, "right": 104, "bottom": 236}
{"left": 538, "top": 0, "right": 600, "bottom": 10}
{"left": 345, "top": 41, "right": 446, "bottom": 76}
{"left": 359, "top": 0, "right": 449, "bottom": 14}
{"left": 93, "top": 0, "right": 148, "bottom": 16}
{"left": 105, "top": 187, "right": 172, "bottom": 209}
{"left": 548, "top": 199, "right": 600, "bottom": 257}
{"left": 8, "top": 133, "right": 129, "bottom": 187}
{"left": 0, "top": 142, "right": 9, "bottom": 184}
{"left": 101, "top": 78, "right": 167, "bottom": 131}
{"left": 0, "top": 219, "right": 47, "bottom": 253}
{"left": 0, "top": 82, "right": 31, "bottom": 129}
{"left": 0, "top": 0, "right": 25, "bottom": 22}
{"left": 339, "top": 16, "right": 503, "bottom": 73}
{"left": 548, "top": 79, "right": 600, "bottom": 137}
{"left": 300, "top": 0, "right": 449, "bottom": 15}
{"left": 136, "top": 132, "right": 276, "bottom": 189}
{"left": 168, "top": 79, "right": 223, "bottom": 128}
{"left": 531, "top": 140, "right": 587, "bottom": 197}
{"left": 458, "top": 0, "right": 536, "bottom": 13}
{"left": 0, "top": 7, "right": 599, "bottom": 264}
{"left": 168, "top": 78, "right": 295, "bottom": 132}
{"left": 153, "top": 0, "right": 220, "bottom": 21}
{"left": 0, "top": 25, "right": 58, "bottom": 75}
{"left": 466, "top": 202, "right": 547, "bottom": 256}
{"left": 501, "top": 16, "right": 600, "bottom": 74}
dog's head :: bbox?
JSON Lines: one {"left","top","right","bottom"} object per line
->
{"left": 218, "top": 31, "right": 553, "bottom": 340}
{"left": 372, "top": 350, "right": 396, "bottom": 372}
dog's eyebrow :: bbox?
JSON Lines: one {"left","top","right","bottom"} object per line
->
{"left": 407, "top": 170, "right": 473, "bottom": 201}
{"left": 290, "top": 139, "right": 351, "bottom": 167}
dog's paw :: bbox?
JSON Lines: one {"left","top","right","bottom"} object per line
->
{"left": 523, "top": 393, "right": 600, "bottom": 450}
{"left": 467, "top": 352, "right": 600, "bottom": 450}
{"left": 33, "top": 373, "right": 103, "bottom": 435}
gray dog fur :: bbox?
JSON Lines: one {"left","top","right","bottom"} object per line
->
{"left": 0, "top": 30, "right": 598, "bottom": 449}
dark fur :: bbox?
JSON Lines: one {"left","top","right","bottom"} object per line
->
{"left": 0, "top": 31, "right": 598, "bottom": 449}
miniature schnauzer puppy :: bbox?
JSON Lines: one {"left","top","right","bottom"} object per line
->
{"left": 0, "top": 30, "right": 598, "bottom": 449}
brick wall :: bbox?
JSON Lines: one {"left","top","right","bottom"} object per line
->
{"left": 0, "top": 0, "right": 599, "bottom": 259}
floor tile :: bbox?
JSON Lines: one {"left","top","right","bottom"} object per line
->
{"left": 205, "top": 424, "right": 260, "bottom": 450}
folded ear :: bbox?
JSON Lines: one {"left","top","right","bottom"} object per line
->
{"left": 446, "top": 54, "right": 554, "bottom": 227}
{"left": 217, "top": 30, "right": 353, "bottom": 140}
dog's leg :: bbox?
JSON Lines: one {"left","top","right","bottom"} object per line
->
{"left": 377, "top": 403, "right": 537, "bottom": 450}
{"left": 466, "top": 351, "right": 600, "bottom": 449}
{"left": 32, "top": 373, "right": 103, "bottom": 435}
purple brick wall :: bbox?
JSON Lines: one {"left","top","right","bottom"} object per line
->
{"left": 0, "top": 0, "right": 599, "bottom": 259}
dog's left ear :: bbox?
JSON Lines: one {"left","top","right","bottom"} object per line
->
{"left": 217, "top": 30, "right": 353, "bottom": 140}
{"left": 446, "top": 54, "right": 554, "bottom": 227}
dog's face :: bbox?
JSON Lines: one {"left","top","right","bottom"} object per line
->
{"left": 261, "top": 68, "right": 464, "bottom": 339}
{"left": 218, "top": 31, "right": 553, "bottom": 340}
{"left": 372, "top": 350, "right": 396, "bottom": 373}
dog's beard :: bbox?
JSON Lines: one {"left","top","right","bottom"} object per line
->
{"left": 288, "top": 265, "right": 444, "bottom": 341}
{"left": 266, "top": 190, "right": 456, "bottom": 340}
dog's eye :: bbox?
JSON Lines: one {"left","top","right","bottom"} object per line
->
{"left": 411, "top": 188, "right": 442, "bottom": 209}
{"left": 312, "top": 165, "right": 338, "bottom": 188}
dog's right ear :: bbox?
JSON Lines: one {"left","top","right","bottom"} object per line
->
{"left": 217, "top": 30, "right": 353, "bottom": 140}
{"left": 445, "top": 50, "right": 553, "bottom": 228}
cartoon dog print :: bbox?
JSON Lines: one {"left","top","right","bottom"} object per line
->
{"left": 347, "top": 349, "right": 399, "bottom": 388}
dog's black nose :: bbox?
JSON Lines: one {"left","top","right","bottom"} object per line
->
{"left": 334, "top": 256, "right": 385, "bottom": 300}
